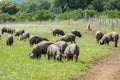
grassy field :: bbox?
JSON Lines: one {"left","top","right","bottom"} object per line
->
{"left": 0, "top": 20, "right": 114, "bottom": 80}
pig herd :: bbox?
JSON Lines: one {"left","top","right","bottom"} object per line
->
{"left": 28, "top": 29, "right": 81, "bottom": 62}
{"left": 0, "top": 26, "right": 119, "bottom": 62}
{"left": 0, "top": 27, "right": 81, "bottom": 62}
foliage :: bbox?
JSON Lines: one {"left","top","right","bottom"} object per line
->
{"left": 0, "top": 13, "right": 14, "bottom": 22}
{"left": 52, "top": 0, "right": 67, "bottom": 13}
{"left": 0, "top": 1, "right": 19, "bottom": 15}
{"left": 18, "top": 0, "right": 51, "bottom": 13}
{"left": 52, "top": 0, "right": 93, "bottom": 13}
{"left": 100, "top": 10, "right": 120, "bottom": 18}
{"left": 15, "top": 11, "right": 32, "bottom": 22}
{"left": 0, "top": 0, "right": 120, "bottom": 22}
{"left": 90, "top": 0, "right": 107, "bottom": 12}
{"left": 38, "top": 1, "right": 51, "bottom": 10}
{"left": 104, "top": 0, "right": 120, "bottom": 11}
{"left": 85, "top": 9, "right": 98, "bottom": 17}
{"left": 57, "top": 9, "right": 84, "bottom": 20}
{"left": 32, "top": 10, "right": 55, "bottom": 21}
{"left": 52, "top": 0, "right": 120, "bottom": 12}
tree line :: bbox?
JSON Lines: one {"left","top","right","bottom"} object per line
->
{"left": 0, "top": 0, "right": 120, "bottom": 22}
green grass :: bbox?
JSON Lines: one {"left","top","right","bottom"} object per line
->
{"left": 0, "top": 20, "right": 113, "bottom": 80}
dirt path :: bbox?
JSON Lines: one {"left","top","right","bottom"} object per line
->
{"left": 72, "top": 31, "right": 120, "bottom": 80}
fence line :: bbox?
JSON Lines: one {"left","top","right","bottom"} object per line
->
{"left": 88, "top": 17, "right": 120, "bottom": 30}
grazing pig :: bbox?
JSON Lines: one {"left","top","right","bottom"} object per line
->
{"left": 29, "top": 41, "right": 52, "bottom": 58}
{"left": 1, "top": 27, "right": 8, "bottom": 34}
{"left": 1, "top": 27, "right": 15, "bottom": 34}
{"left": 55, "top": 41, "right": 68, "bottom": 54}
{"left": 99, "top": 32, "right": 119, "bottom": 47}
{"left": 96, "top": 31, "right": 104, "bottom": 43}
{"left": 29, "top": 35, "right": 49, "bottom": 46}
{"left": 7, "top": 28, "right": 15, "bottom": 34}
{"left": 15, "top": 29, "right": 25, "bottom": 37}
{"left": 71, "top": 30, "right": 82, "bottom": 37}
{"left": 47, "top": 44, "right": 62, "bottom": 61}
{"left": 57, "top": 34, "right": 76, "bottom": 43}
{"left": 52, "top": 29, "right": 65, "bottom": 36}
{"left": 64, "top": 44, "right": 79, "bottom": 62}
{"left": 20, "top": 32, "right": 30, "bottom": 40}
{"left": 6, "top": 34, "right": 13, "bottom": 46}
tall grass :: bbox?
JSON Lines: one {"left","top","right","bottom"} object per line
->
{"left": 0, "top": 20, "right": 113, "bottom": 80}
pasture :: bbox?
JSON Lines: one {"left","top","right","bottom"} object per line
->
{"left": 0, "top": 20, "right": 113, "bottom": 80}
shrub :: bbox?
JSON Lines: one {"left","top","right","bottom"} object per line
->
{"left": 32, "top": 10, "right": 55, "bottom": 21}
{"left": 0, "top": 13, "right": 13, "bottom": 22}
{"left": 85, "top": 10, "right": 98, "bottom": 17}
{"left": 15, "top": 11, "right": 32, "bottom": 22}
{"left": 57, "top": 9, "right": 84, "bottom": 20}
{"left": 100, "top": 10, "right": 120, "bottom": 18}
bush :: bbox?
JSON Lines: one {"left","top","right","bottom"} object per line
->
{"left": 56, "top": 12, "right": 69, "bottom": 20}
{"left": 32, "top": 10, "right": 55, "bottom": 21}
{"left": 100, "top": 10, "right": 120, "bottom": 18}
{"left": 85, "top": 10, "right": 98, "bottom": 17}
{"left": 0, "top": 13, "right": 14, "bottom": 22}
{"left": 15, "top": 11, "right": 32, "bottom": 22}
{"left": 57, "top": 9, "right": 84, "bottom": 20}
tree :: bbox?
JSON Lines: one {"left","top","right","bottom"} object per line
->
{"left": 39, "top": 1, "right": 51, "bottom": 10}
{"left": 74, "top": 0, "right": 93, "bottom": 9}
{"left": 57, "top": 9, "right": 84, "bottom": 20}
{"left": 52, "top": 0, "right": 94, "bottom": 13}
{"left": 52, "top": 0, "right": 68, "bottom": 13}
{"left": 0, "top": 13, "right": 11, "bottom": 22}
{"left": 18, "top": 0, "right": 51, "bottom": 12}
{"left": 15, "top": 11, "right": 31, "bottom": 21}
{"left": 0, "top": 1, "right": 19, "bottom": 15}
{"left": 104, "top": 0, "right": 120, "bottom": 11}
{"left": 32, "top": 10, "right": 55, "bottom": 22}
{"left": 26, "top": 3, "right": 37, "bottom": 13}
{"left": 91, "top": 0, "right": 107, "bottom": 12}
{"left": 18, "top": 1, "right": 37, "bottom": 13}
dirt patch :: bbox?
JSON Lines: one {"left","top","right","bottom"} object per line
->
{"left": 72, "top": 30, "right": 120, "bottom": 80}
{"left": 73, "top": 51, "right": 120, "bottom": 80}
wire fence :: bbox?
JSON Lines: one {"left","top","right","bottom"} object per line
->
{"left": 88, "top": 17, "right": 120, "bottom": 30}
